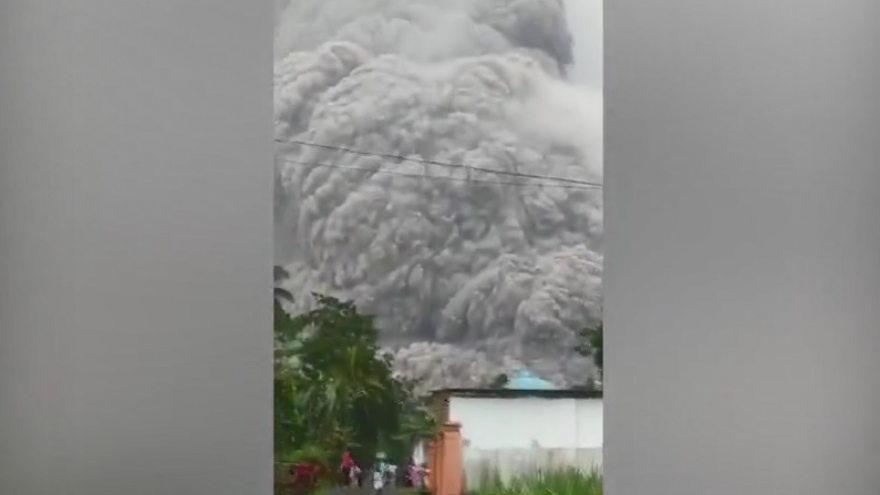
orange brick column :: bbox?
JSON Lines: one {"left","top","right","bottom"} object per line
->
{"left": 429, "top": 435, "right": 442, "bottom": 495}
{"left": 438, "top": 422, "right": 463, "bottom": 495}
{"left": 436, "top": 433, "right": 446, "bottom": 495}
{"left": 426, "top": 439, "right": 437, "bottom": 492}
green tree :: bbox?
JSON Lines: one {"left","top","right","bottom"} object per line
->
{"left": 386, "top": 376, "right": 438, "bottom": 459}
{"left": 274, "top": 265, "right": 294, "bottom": 306}
{"left": 575, "top": 322, "right": 603, "bottom": 379}
{"left": 273, "top": 292, "right": 434, "bottom": 466}
{"left": 488, "top": 373, "right": 509, "bottom": 388}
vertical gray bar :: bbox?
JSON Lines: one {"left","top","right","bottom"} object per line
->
{"left": 605, "top": 1, "right": 880, "bottom": 494}
{"left": 0, "top": 1, "right": 273, "bottom": 494}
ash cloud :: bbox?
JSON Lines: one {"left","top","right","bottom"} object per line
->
{"left": 274, "top": 0, "right": 603, "bottom": 390}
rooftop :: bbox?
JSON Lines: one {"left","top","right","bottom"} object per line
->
{"left": 430, "top": 387, "right": 602, "bottom": 400}
{"left": 430, "top": 369, "right": 602, "bottom": 400}
{"left": 504, "top": 369, "right": 557, "bottom": 391}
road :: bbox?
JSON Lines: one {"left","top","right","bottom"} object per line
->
{"left": 324, "top": 486, "right": 409, "bottom": 495}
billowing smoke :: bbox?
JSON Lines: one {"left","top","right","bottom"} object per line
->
{"left": 274, "top": 0, "right": 603, "bottom": 391}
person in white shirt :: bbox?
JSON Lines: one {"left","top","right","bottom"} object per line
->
{"left": 372, "top": 464, "right": 386, "bottom": 495}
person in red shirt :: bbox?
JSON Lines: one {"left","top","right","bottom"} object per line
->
{"left": 292, "top": 462, "right": 315, "bottom": 490}
{"left": 339, "top": 449, "right": 355, "bottom": 488}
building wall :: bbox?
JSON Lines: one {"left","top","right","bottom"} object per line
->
{"left": 574, "top": 398, "right": 603, "bottom": 450}
{"left": 447, "top": 396, "right": 603, "bottom": 486}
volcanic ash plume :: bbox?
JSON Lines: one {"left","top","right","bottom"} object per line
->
{"left": 274, "top": 0, "right": 603, "bottom": 390}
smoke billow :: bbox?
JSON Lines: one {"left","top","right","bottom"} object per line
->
{"left": 274, "top": 0, "right": 603, "bottom": 391}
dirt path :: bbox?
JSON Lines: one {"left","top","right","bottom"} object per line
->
{"left": 323, "top": 486, "right": 405, "bottom": 495}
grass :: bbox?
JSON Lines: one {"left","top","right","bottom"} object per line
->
{"left": 468, "top": 467, "right": 602, "bottom": 495}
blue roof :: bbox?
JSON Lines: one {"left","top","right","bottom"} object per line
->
{"left": 504, "top": 369, "right": 557, "bottom": 390}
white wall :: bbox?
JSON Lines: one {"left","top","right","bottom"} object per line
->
{"left": 575, "top": 398, "right": 604, "bottom": 449}
{"left": 449, "top": 396, "right": 603, "bottom": 450}
{"left": 448, "top": 396, "right": 602, "bottom": 485}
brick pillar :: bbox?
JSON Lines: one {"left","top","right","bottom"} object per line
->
{"left": 427, "top": 437, "right": 438, "bottom": 494}
{"left": 439, "top": 422, "right": 463, "bottom": 495}
{"left": 435, "top": 433, "right": 445, "bottom": 495}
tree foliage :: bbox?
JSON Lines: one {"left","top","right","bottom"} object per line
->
{"left": 274, "top": 265, "right": 294, "bottom": 305}
{"left": 274, "top": 289, "right": 436, "bottom": 469}
{"left": 488, "top": 373, "right": 509, "bottom": 388}
{"left": 575, "top": 322, "right": 603, "bottom": 379}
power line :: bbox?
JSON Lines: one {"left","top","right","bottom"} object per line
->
{"left": 274, "top": 138, "right": 603, "bottom": 189}
{"left": 275, "top": 157, "right": 603, "bottom": 191}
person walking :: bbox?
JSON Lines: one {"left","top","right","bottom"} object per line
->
{"left": 372, "top": 462, "right": 386, "bottom": 495}
{"left": 409, "top": 461, "right": 422, "bottom": 491}
{"left": 339, "top": 449, "right": 355, "bottom": 488}
{"left": 353, "top": 463, "right": 364, "bottom": 488}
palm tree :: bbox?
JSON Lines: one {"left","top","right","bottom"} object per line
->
{"left": 274, "top": 264, "right": 294, "bottom": 305}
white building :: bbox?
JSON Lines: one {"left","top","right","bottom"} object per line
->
{"left": 425, "top": 371, "right": 603, "bottom": 487}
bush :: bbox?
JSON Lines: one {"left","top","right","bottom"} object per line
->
{"left": 468, "top": 467, "right": 602, "bottom": 495}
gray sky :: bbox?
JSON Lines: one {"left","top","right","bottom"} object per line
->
{"left": 564, "top": 0, "right": 604, "bottom": 89}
